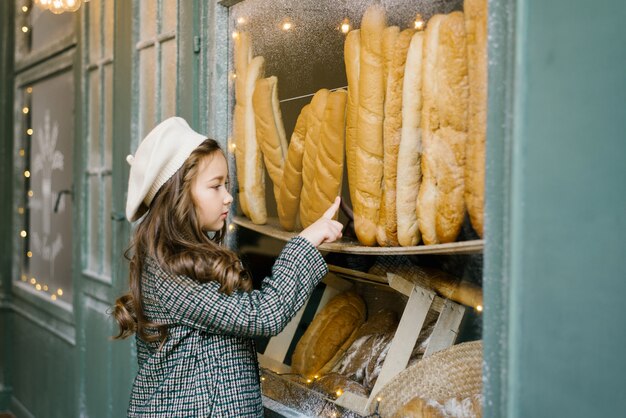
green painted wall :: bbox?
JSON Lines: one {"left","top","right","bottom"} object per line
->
{"left": 0, "top": 0, "right": 15, "bottom": 412}
{"left": 502, "top": 0, "right": 626, "bottom": 416}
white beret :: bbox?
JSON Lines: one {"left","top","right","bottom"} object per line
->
{"left": 125, "top": 117, "right": 206, "bottom": 222}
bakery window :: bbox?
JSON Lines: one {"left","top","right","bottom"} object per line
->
{"left": 225, "top": 0, "right": 486, "bottom": 416}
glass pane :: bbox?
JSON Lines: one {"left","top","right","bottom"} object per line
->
{"left": 103, "top": 175, "right": 113, "bottom": 277}
{"left": 139, "top": 0, "right": 157, "bottom": 41}
{"left": 88, "top": 0, "right": 102, "bottom": 62}
{"left": 103, "top": 0, "right": 115, "bottom": 57}
{"left": 230, "top": 0, "right": 462, "bottom": 135}
{"left": 104, "top": 64, "right": 114, "bottom": 169}
{"left": 162, "top": 0, "right": 178, "bottom": 34}
{"left": 88, "top": 176, "right": 99, "bottom": 273}
{"left": 89, "top": 69, "right": 100, "bottom": 168}
{"left": 25, "top": 70, "right": 74, "bottom": 302}
{"left": 30, "top": 4, "right": 75, "bottom": 53}
{"left": 139, "top": 47, "right": 156, "bottom": 138}
{"left": 161, "top": 39, "right": 177, "bottom": 119}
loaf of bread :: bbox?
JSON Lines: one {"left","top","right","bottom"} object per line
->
{"left": 344, "top": 29, "right": 360, "bottom": 211}
{"left": 233, "top": 32, "right": 252, "bottom": 218}
{"left": 396, "top": 30, "right": 425, "bottom": 246}
{"left": 376, "top": 26, "right": 400, "bottom": 247}
{"left": 253, "top": 76, "right": 288, "bottom": 203}
{"left": 418, "top": 12, "right": 469, "bottom": 244}
{"left": 380, "top": 29, "right": 415, "bottom": 247}
{"left": 291, "top": 291, "right": 366, "bottom": 379}
{"left": 393, "top": 394, "right": 483, "bottom": 418}
{"left": 354, "top": 4, "right": 386, "bottom": 246}
{"left": 311, "top": 372, "right": 369, "bottom": 398}
{"left": 242, "top": 55, "right": 267, "bottom": 224}
{"left": 392, "top": 396, "right": 445, "bottom": 418}
{"left": 277, "top": 105, "right": 310, "bottom": 231}
{"left": 308, "top": 89, "right": 348, "bottom": 223}
{"left": 299, "top": 89, "right": 330, "bottom": 228}
{"left": 464, "top": 0, "right": 488, "bottom": 238}
{"left": 332, "top": 309, "right": 398, "bottom": 389}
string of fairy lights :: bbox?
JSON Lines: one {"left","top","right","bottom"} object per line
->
{"left": 18, "top": 82, "right": 64, "bottom": 302}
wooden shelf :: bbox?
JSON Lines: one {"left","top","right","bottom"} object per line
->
{"left": 233, "top": 216, "right": 484, "bottom": 255}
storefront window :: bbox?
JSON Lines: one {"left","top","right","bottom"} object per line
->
{"left": 136, "top": 0, "right": 178, "bottom": 140}
{"left": 17, "top": 70, "right": 75, "bottom": 303}
{"left": 84, "top": 0, "right": 115, "bottom": 279}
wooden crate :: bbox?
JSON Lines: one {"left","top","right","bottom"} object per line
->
{"left": 258, "top": 267, "right": 466, "bottom": 417}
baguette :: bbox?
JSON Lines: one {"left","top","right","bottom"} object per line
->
{"left": 233, "top": 32, "right": 252, "bottom": 217}
{"left": 418, "top": 12, "right": 469, "bottom": 244}
{"left": 396, "top": 30, "right": 425, "bottom": 246}
{"left": 253, "top": 76, "right": 288, "bottom": 203}
{"left": 291, "top": 291, "right": 366, "bottom": 378}
{"left": 464, "top": 0, "right": 488, "bottom": 237}
{"left": 309, "top": 89, "right": 348, "bottom": 222}
{"left": 354, "top": 4, "right": 386, "bottom": 246}
{"left": 299, "top": 89, "right": 330, "bottom": 228}
{"left": 344, "top": 29, "right": 360, "bottom": 211}
{"left": 376, "top": 26, "right": 400, "bottom": 246}
{"left": 242, "top": 55, "right": 267, "bottom": 224}
{"left": 277, "top": 105, "right": 310, "bottom": 231}
{"left": 381, "top": 28, "right": 415, "bottom": 247}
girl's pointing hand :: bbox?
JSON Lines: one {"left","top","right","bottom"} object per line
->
{"left": 298, "top": 197, "right": 343, "bottom": 247}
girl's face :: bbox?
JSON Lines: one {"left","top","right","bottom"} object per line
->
{"left": 191, "top": 152, "right": 233, "bottom": 232}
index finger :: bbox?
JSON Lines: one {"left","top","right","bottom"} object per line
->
{"left": 322, "top": 197, "right": 341, "bottom": 219}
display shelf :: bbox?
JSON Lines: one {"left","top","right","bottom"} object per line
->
{"left": 233, "top": 216, "right": 484, "bottom": 255}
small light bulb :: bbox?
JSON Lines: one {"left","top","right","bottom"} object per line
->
{"left": 22, "top": 107, "right": 29, "bottom": 114}
{"left": 28, "top": 190, "right": 34, "bottom": 197}
{"left": 414, "top": 14, "right": 425, "bottom": 31}
{"left": 51, "top": 294, "right": 57, "bottom": 301}
{"left": 27, "top": 87, "right": 33, "bottom": 94}
{"left": 20, "top": 230, "right": 27, "bottom": 238}
{"left": 228, "top": 223, "right": 235, "bottom": 232}
{"left": 260, "top": 376, "right": 265, "bottom": 381}
{"left": 21, "top": 274, "right": 27, "bottom": 281}
{"left": 281, "top": 19, "right": 293, "bottom": 31}
{"left": 27, "top": 128, "right": 33, "bottom": 135}
{"left": 19, "top": 149, "right": 25, "bottom": 157}
{"left": 43, "top": 285, "right": 49, "bottom": 291}
{"left": 18, "top": 207, "right": 24, "bottom": 214}
{"left": 306, "top": 379, "right": 312, "bottom": 383}
{"left": 22, "top": 6, "right": 29, "bottom": 12}
{"left": 36, "top": 284, "right": 42, "bottom": 291}
{"left": 335, "top": 389, "right": 343, "bottom": 397}
{"left": 57, "top": 288, "right": 63, "bottom": 296}
{"left": 341, "top": 18, "right": 350, "bottom": 34}
{"left": 27, "top": 251, "right": 33, "bottom": 258}
{"left": 22, "top": 26, "right": 29, "bottom": 33}
{"left": 24, "top": 170, "right": 30, "bottom": 178}
{"left": 476, "top": 305, "right": 483, "bottom": 312}
{"left": 30, "top": 278, "right": 36, "bottom": 284}
{"left": 237, "top": 17, "right": 246, "bottom": 25}
{"left": 232, "top": 31, "right": 239, "bottom": 40}
{"left": 377, "top": 396, "right": 382, "bottom": 402}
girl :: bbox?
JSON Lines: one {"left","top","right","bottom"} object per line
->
{"left": 112, "top": 117, "right": 343, "bottom": 417}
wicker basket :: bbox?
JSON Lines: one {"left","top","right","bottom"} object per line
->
{"left": 377, "top": 340, "right": 483, "bottom": 418}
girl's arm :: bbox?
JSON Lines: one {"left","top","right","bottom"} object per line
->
{"left": 154, "top": 198, "right": 343, "bottom": 338}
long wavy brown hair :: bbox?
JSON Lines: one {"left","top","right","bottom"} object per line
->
{"left": 112, "top": 138, "right": 251, "bottom": 345}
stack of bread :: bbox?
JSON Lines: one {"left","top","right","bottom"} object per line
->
{"left": 344, "top": 1, "right": 485, "bottom": 247}
{"left": 234, "top": 0, "right": 486, "bottom": 244}
{"left": 233, "top": 33, "right": 267, "bottom": 225}
{"left": 290, "top": 290, "right": 401, "bottom": 399}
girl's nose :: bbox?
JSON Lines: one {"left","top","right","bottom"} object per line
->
{"left": 224, "top": 190, "right": 234, "bottom": 205}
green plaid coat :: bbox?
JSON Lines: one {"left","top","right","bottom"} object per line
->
{"left": 127, "top": 236, "right": 328, "bottom": 417}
